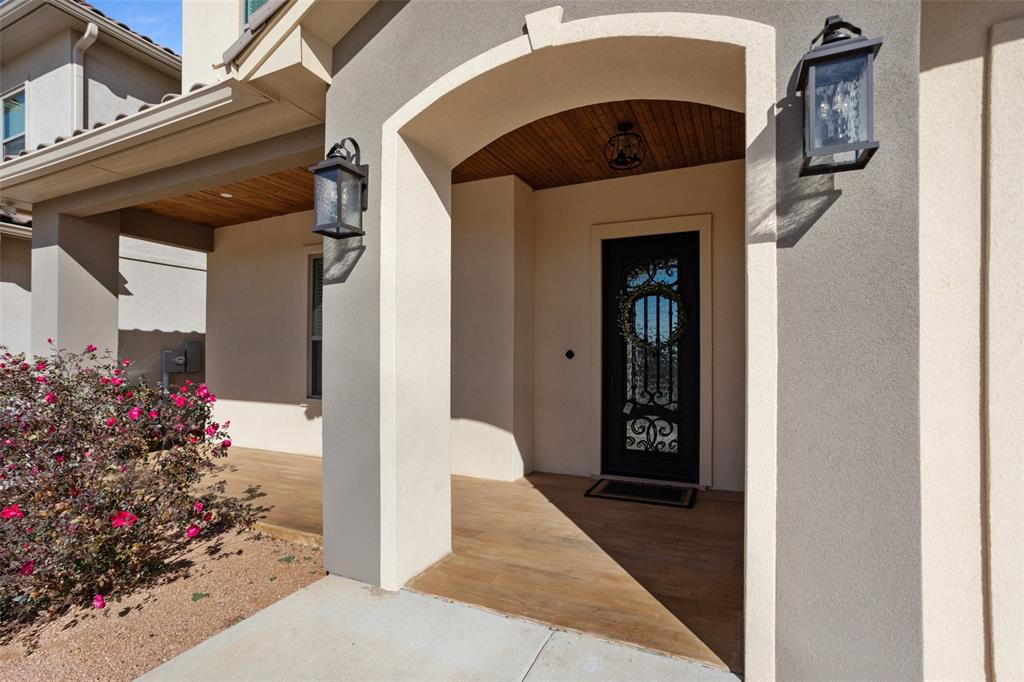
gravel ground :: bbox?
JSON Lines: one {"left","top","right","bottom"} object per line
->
{"left": 0, "top": 532, "right": 324, "bottom": 681}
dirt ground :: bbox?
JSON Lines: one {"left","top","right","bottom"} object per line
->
{"left": 0, "top": 532, "right": 323, "bottom": 681}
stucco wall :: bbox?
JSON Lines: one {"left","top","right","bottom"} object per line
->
{"left": 118, "top": 235, "right": 206, "bottom": 387}
{"left": 0, "top": 30, "right": 74, "bottom": 149}
{"left": 85, "top": 41, "right": 179, "bottom": 128}
{"left": 531, "top": 162, "right": 745, "bottom": 490}
{"left": 1, "top": 27, "right": 177, "bottom": 149}
{"left": 451, "top": 176, "right": 535, "bottom": 480}
{"left": 206, "top": 211, "right": 323, "bottom": 457}
{"left": 919, "top": 3, "right": 1024, "bottom": 679}
{"left": 325, "top": 1, "right": 922, "bottom": 676}
{"left": 181, "top": 0, "right": 241, "bottom": 90}
{"left": 0, "top": 234, "right": 32, "bottom": 355}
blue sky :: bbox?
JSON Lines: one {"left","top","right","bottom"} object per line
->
{"left": 89, "top": 0, "right": 182, "bottom": 54}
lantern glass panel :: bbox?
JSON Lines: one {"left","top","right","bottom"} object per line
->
{"left": 339, "top": 170, "right": 363, "bottom": 229}
{"left": 314, "top": 167, "right": 339, "bottom": 227}
{"left": 811, "top": 52, "right": 869, "bottom": 154}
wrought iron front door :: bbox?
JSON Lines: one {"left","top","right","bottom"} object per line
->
{"left": 601, "top": 232, "right": 699, "bottom": 483}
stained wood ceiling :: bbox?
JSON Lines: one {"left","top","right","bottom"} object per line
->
{"left": 453, "top": 100, "right": 744, "bottom": 190}
{"left": 135, "top": 166, "right": 313, "bottom": 228}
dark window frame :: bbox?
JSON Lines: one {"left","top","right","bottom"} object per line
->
{"left": 308, "top": 253, "right": 323, "bottom": 400}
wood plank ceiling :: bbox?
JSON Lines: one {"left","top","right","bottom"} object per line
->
{"left": 135, "top": 166, "right": 313, "bottom": 228}
{"left": 453, "top": 100, "right": 744, "bottom": 190}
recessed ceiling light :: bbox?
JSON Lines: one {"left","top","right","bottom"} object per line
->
{"left": 219, "top": 192, "right": 234, "bottom": 199}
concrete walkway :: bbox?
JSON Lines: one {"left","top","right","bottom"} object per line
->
{"left": 138, "top": 576, "right": 739, "bottom": 682}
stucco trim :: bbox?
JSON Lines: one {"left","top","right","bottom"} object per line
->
{"left": 588, "top": 214, "right": 714, "bottom": 488}
{"left": 377, "top": 12, "right": 777, "bottom": 677}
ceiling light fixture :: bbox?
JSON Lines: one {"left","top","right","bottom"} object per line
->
{"left": 605, "top": 121, "right": 645, "bottom": 171}
{"left": 219, "top": 192, "right": 234, "bottom": 199}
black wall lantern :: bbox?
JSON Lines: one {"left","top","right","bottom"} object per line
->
{"left": 310, "top": 138, "right": 368, "bottom": 239}
{"left": 605, "top": 121, "right": 645, "bottom": 171}
{"left": 797, "top": 16, "right": 882, "bottom": 176}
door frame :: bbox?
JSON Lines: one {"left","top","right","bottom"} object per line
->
{"left": 590, "top": 214, "right": 713, "bottom": 488}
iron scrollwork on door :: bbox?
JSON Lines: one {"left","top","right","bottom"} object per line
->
{"left": 618, "top": 257, "right": 685, "bottom": 455}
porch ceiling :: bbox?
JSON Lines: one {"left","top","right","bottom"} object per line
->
{"left": 452, "top": 99, "right": 744, "bottom": 190}
{"left": 134, "top": 166, "right": 312, "bottom": 228}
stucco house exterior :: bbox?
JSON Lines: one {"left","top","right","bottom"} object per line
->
{"left": 0, "top": 0, "right": 1021, "bottom": 679}
{"left": 0, "top": 0, "right": 206, "bottom": 385}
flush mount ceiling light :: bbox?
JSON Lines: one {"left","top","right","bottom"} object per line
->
{"left": 219, "top": 192, "right": 234, "bottom": 199}
{"left": 605, "top": 121, "right": 645, "bottom": 171}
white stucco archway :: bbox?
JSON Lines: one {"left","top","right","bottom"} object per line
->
{"left": 376, "top": 10, "right": 777, "bottom": 677}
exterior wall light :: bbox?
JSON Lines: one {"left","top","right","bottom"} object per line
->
{"left": 605, "top": 121, "right": 645, "bottom": 171}
{"left": 797, "top": 16, "right": 882, "bottom": 176}
{"left": 310, "top": 138, "right": 368, "bottom": 239}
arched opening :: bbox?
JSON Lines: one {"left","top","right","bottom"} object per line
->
{"left": 373, "top": 11, "right": 777, "bottom": 677}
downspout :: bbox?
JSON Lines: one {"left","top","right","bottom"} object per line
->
{"left": 71, "top": 22, "right": 99, "bottom": 132}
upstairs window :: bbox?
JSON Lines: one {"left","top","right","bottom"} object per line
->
{"left": 309, "top": 255, "right": 323, "bottom": 399}
{"left": 2, "top": 89, "right": 25, "bottom": 157}
{"left": 244, "top": 0, "right": 269, "bottom": 23}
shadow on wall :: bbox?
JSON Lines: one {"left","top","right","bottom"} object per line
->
{"left": 775, "top": 63, "right": 842, "bottom": 248}
{"left": 1, "top": 236, "right": 31, "bottom": 291}
{"left": 118, "top": 329, "right": 205, "bottom": 389}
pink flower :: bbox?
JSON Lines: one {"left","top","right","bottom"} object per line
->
{"left": 18, "top": 560, "right": 35, "bottom": 576}
{"left": 54, "top": 455, "right": 64, "bottom": 463}
{"left": 220, "top": 439, "right": 232, "bottom": 450}
{"left": 84, "top": 344, "right": 96, "bottom": 353}
{"left": 121, "top": 358, "right": 131, "bottom": 367}
{"left": 19, "top": 362, "right": 29, "bottom": 370}
{"left": 205, "top": 394, "right": 217, "bottom": 404}
{"left": 111, "top": 377, "right": 123, "bottom": 387}
{"left": 35, "top": 361, "right": 46, "bottom": 370}
{"left": 44, "top": 392, "right": 56, "bottom": 404}
{"left": 203, "top": 512, "right": 213, "bottom": 523}
{"left": 99, "top": 377, "right": 110, "bottom": 385}
{"left": 193, "top": 500, "right": 204, "bottom": 514}
{"left": 197, "top": 384, "right": 210, "bottom": 399}
{"left": 105, "top": 417, "right": 117, "bottom": 427}
{"left": 128, "top": 406, "right": 143, "bottom": 421}
{"left": 185, "top": 524, "right": 200, "bottom": 539}
{"left": 205, "top": 423, "right": 219, "bottom": 437}
{"left": 110, "top": 511, "right": 138, "bottom": 528}
{"left": 47, "top": 337, "right": 53, "bottom": 344}
{"left": 173, "top": 395, "right": 187, "bottom": 408}
{"left": 92, "top": 594, "right": 105, "bottom": 609}
{"left": 2, "top": 504, "right": 24, "bottom": 519}
{"left": 35, "top": 375, "right": 47, "bottom": 384}
{"left": 148, "top": 409, "right": 158, "bottom": 419}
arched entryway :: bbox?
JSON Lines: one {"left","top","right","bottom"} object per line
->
{"left": 368, "top": 10, "right": 777, "bottom": 677}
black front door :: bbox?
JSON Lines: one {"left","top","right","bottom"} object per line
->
{"left": 601, "top": 232, "right": 699, "bottom": 483}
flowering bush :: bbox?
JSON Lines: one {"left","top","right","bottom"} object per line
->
{"left": 1, "top": 343, "right": 253, "bottom": 641}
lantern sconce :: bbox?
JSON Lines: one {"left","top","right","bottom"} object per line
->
{"left": 310, "top": 138, "right": 369, "bottom": 239}
{"left": 797, "top": 16, "right": 882, "bottom": 176}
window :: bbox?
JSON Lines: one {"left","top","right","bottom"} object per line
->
{"left": 244, "top": 0, "right": 269, "bottom": 23}
{"left": 2, "top": 89, "right": 26, "bottom": 157}
{"left": 309, "top": 255, "right": 323, "bottom": 399}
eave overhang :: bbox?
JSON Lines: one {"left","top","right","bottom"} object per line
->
{"left": 0, "top": 79, "right": 321, "bottom": 205}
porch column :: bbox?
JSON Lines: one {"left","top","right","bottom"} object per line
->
{"left": 30, "top": 207, "right": 120, "bottom": 357}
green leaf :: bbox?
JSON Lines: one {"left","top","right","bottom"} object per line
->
{"left": 278, "top": 554, "right": 295, "bottom": 564}
{"left": 191, "top": 592, "right": 210, "bottom": 602}
{"left": 268, "top": 576, "right": 277, "bottom": 582}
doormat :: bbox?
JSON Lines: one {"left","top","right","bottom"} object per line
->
{"left": 584, "top": 479, "right": 697, "bottom": 508}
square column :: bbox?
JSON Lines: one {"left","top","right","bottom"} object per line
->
{"left": 30, "top": 208, "right": 120, "bottom": 357}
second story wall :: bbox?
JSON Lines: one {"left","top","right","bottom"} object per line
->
{"left": 182, "top": 0, "right": 241, "bottom": 89}
{"left": 86, "top": 40, "right": 179, "bottom": 129}
{"left": 1, "top": 30, "right": 74, "bottom": 149}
